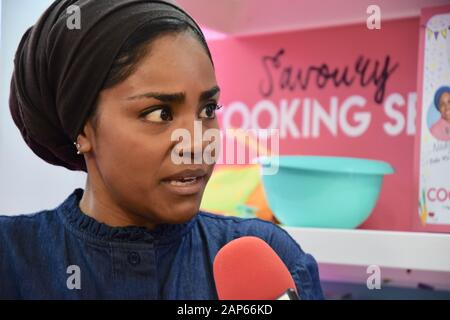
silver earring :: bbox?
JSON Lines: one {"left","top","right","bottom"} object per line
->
{"left": 73, "top": 141, "right": 81, "bottom": 155}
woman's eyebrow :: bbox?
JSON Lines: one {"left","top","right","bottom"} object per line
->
{"left": 199, "top": 86, "right": 221, "bottom": 101}
{"left": 125, "top": 85, "right": 220, "bottom": 103}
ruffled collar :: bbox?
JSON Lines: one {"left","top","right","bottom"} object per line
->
{"left": 57, "top": 188, "right": 198, "bottom": 244}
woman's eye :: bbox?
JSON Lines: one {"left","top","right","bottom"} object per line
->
{"left": 199, "top": 103, "right": 222, "bottom": 119}
{"left": 141, "top": 107, "right": 173, "bottom": 122}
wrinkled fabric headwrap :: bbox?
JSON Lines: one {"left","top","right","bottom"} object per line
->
{"left": 9, "top": 0, "right": 209, "bottom": 172}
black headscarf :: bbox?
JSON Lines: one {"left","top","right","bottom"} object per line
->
{"left": 9, "top": 0, "right": 207, "bottom": 172}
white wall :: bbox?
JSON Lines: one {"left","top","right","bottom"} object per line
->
{"left": 0, "top": 0, "right": 86, "bottom": 215}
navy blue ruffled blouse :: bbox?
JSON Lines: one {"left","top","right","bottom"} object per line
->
{"left": 0, "top": 188, "right": 323, "bottom": 299}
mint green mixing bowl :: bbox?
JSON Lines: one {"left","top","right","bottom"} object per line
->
{"left": 259, "top": 156, "right": 394, "bottom": 228}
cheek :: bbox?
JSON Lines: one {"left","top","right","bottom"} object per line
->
{"left": 442, "top": 106, "right": 450, "bottom": 117}
{"left": 95, "top": 116, "right": 169, "bottom": 190}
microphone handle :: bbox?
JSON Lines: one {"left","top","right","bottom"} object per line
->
{"left": 276, "top": 288, "right": 300, "bottom": 300}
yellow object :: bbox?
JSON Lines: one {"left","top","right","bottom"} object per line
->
{"left": 201, "top": 164, "right": 276, "bottom": 222}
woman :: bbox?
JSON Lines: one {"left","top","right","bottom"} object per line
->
{"left": 430, "top": 86, "right": 450, "bottom": 141}
{"left": 1, "top": 0, "right": 323, "bottom": 299}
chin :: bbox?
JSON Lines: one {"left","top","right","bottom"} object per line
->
{"left": 160, "top": 200, "right": 201, "bottom": 224}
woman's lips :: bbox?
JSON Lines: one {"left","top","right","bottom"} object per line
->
{"left": 161, "top": 175, "right": 206, "bottom": 196}
{"left": 160, "top": 168, "right": 208, "bottom": 195}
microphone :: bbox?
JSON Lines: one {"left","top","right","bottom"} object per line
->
{"left": 213, "top": 236, "right": 300, "bottom": 300}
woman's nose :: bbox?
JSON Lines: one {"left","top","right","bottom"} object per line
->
{"left": 172, "top": 118, "right": 210, "bottom": 164}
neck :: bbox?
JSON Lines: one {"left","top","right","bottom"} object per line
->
{"left": 79, "top": 173, "right": 157, "bottom": 230}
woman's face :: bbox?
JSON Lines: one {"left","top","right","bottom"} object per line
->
{"left": 439, "top": 92, "right": 450, "bottom": 122}
{"left": 82, "top": 32, "right": 220, "bottom": 226}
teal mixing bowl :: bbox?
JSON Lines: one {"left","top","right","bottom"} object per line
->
{"left": 259, "top": 156, "right": 394, "bottom": 228}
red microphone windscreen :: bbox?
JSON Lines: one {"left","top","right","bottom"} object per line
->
{"left": 213, "top": 236, "right": 297, "bottom": 300}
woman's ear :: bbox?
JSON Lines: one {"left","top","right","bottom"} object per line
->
{"left": 75, "top": 120, "right": 96, "bottom": 154}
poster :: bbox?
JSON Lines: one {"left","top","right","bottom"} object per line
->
{"left": 415, "top": 5, "right": 450, "bottom": 232}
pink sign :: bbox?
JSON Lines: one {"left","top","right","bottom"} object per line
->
{"left": 208, "top": 17, "right": 420, "bottom": 231}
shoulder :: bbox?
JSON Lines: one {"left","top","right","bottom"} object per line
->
{"left": 431, "top": 118, "right": 448, "bottom": 133}
{"left": 0, "top": 209, "right": 55, "bottom": 230}
{"left": 197, "top": 210, "right": 282, "bottom": 234}
{"left": 197, "top": 211, "right": 299, "bottom": 251}
{"left": 197, "top": 211, "right": 324, "bottom": 299}
{"left": 430, "top": 120, "right": 441, "bottom": 132}
{"left": 0, "top": 209, "right": 57, "bottom": 250}
{"left": 0, "top": 210, "right": 59, "bottom": 298}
